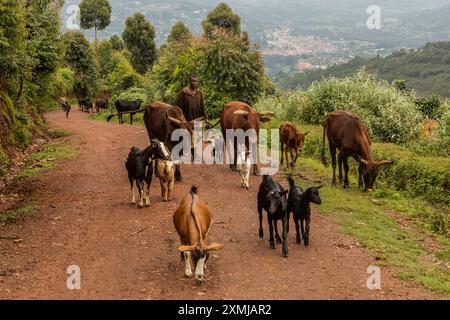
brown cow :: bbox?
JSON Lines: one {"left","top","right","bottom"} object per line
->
{"left": 108, "top": 102, "right": 204, "bottom": 181}
{"left": 173, "top": 186, "right": 223, "bottom": 282}
{"left": 220, "top": 101, "right": 275, "bottom": 175}
{"left": 144, "top": 102, "right": 204, "bottom": 181}
{"left": 321, "top": 110, "right": 393, "bottom": 192}
{"left": 279, "top": 123, "right": 309, "bottom": 168}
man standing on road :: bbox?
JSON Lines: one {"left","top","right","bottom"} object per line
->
{"left": 174, "top": 76, "right": 209, "bottom": 123}
{"left": 175, "top": 76, "right": 211, "bottom": 162}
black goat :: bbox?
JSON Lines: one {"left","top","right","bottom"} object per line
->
{"left": 125, "top": 139, "right": 171, "bottom": 208}
{"left": 257, "top": 175, "right": 289, "bottom": 257}
{"left": 287, "top": 176, "right": 322, "bottom": 246}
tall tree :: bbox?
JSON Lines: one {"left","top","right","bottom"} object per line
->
{"left": 62, "top": 30, "right": 99, "bottom": 98}
{"left": 122, "top": 13, "right": 156, "bottom": 74}
{"left": 167, "top": 21, "right": 192, "bottom": 44}
{"left": 202, "top": 3, "right": 241, "bottom": 38}
{"left": 110, "top": 34, "right": 124, "bottom": 51}
{"left": 79, "top": 0, "right": 112, "bottom": 50}
{"left": 0, "top": 0, "right": 26, "bottom": 90}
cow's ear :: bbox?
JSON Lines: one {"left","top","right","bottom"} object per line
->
{"left": 234, "top": 110, "right": 249, "bottom": 119}
{"left": 177, "top": 245, "right": 196, "bottom": 252}
{"left": 281, "top": 190, "right": 289, "bottom": 197}
{"left": 207, "top": 243, "right": 223, "bottom": 251}
{"left": 260, "top": 116, "right": 272, "bottom": 123}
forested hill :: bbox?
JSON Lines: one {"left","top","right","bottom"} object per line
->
{"left": 277, "top": 41, "right": 450, "bottom": 97}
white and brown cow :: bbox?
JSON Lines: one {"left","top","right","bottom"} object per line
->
{"left": 173, "top": 186, "right": 223, "bottom": 282}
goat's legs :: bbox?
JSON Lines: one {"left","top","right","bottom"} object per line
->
{"left": 300, "top": 218, "right": 306, "bottom": 246}
{"left": 129, "top": 175, "right": 136, "bottom": 205}
{"left": 274, "top": 220, "right": 282, "bottom": 244}
{"left": 137, "top": 180, "right": 144, "bottom": 208}
{"left": 268, "top": 215, "right": 275, "bottom": 249}
{"left": 145, "top": 181, "right": 151, "bottom": 207}
{"left": 294, "top": 217, "right": 301, "bottom": 244}
{"left": 168, "top": 178, "right": 174, "bottom": 201}
{"left": 131, "top": 183, "right": 136, "bottom": 205}
{"left": 258, "top": 204, "right": 264, "bottom": 239}
{"left": 281, "top": 215, "right": 288, "bottom": 257}
{"left": 304, "top": 216, "right": 311, "bottom": 246}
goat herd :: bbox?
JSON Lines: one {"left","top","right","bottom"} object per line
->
{"left": 60, "top": 98, "right": 393, "bottom": 282}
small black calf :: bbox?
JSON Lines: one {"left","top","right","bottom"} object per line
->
{"left": 125, "top": 139, "right": 171, "bottom": 208}
{"left": 287, "top": 176, "right": 322, "bottom": 246}
{"left": 257, "top": 175, "right": 289, "bottom": 257}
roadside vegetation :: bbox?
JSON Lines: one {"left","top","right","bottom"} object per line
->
{"left": 0, "top": 205, "right": 38, "bottom": 225}
{"left": 17, "top": 141, "right": 76, "bottom": 179}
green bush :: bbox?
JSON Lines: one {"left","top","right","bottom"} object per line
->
{"left": 414, "top": 93, "right": 446, "bottom": 120}
{"left": 408, "top": 105, "right": 450, "bottom": 157}
{"left": 113, "top": 87, "right": 150, "bottom": 106}
{"left": 108, "top": 51, "right": 141, "bottom": 94}
{"left": 298, "top": 70, "right": 423, "bottom": 144}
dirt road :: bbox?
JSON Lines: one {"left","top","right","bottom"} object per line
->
{"left": 0, "top": 110, "right": 437, "bottom": 299}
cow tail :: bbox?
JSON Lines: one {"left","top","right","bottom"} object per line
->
{"left": 321, "top": 119, "right": 329, "bottom": 167}
{"left": 189, "top": 186, "right": 204, "bottom": 245}
{"left": 107, "top": 114, "right": 118, "bottom": 122}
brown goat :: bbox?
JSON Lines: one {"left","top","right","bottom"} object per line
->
{"left": 173, "top": 186, "right": 223, "bottom": 282}
{"left": 156, "top": 159, "right": 175, "bottom": 202}
{"left": 279, "top": 123, "right": 309, "bottom": 168}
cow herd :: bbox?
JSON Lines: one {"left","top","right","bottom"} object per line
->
{"left": 63, "top": 97, "right": 393, "bottom": 282}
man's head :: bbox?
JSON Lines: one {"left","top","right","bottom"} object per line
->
{"left": 189, "top": 76, "right": 199, "bottom": 90}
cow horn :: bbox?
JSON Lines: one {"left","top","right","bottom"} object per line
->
{"left": 258, "top": 111, "right": 275, "bottom": 117}
{"left": 234, "top": 110, "right": 249, "bottom": 116}
{"left": 191, "top": 116, "right": 205, "bottom": 122}
{"left": 378, "top": 160, "right": 394, "bottom": 166}
{"left": 167, "top": 116, "right": 184, "bottom": 126}
{"left": 360, "top": 159, "right": 369, "bottom": 165}
{"left": 206, "top": 243, "right": 224, "bottom": 251}
{"left": 177, "top": 245, "right": 196, "bottom": 252}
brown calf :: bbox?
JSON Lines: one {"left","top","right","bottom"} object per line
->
{"left": 321, "top": 110, "right": 393, "bottom": 191}
{"left": 279, "top": 123, "right": 309, "bottom": 168}
{"left": 173, "top": 186, "right": 223, "bottom": 282}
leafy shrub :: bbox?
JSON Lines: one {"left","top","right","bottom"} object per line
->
{"left": 108, "top": 52, "right": 141, "bottom": 94}
{"left": 298, "top": 70, "right": 423, "bottom": 144}
{"left": 414, "top": 93, "right": 446, "bottom": 120}
{"left": 409, "top": 106, "right": 450, "bottom": 156}
{"left": 113, "top": 87, "right": 150, "bottom": 106}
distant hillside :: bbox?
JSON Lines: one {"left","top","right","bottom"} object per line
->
{"left": 277, "top": 41, "right": 450, "bottom": 97}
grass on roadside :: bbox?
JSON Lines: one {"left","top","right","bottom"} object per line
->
{"left": 17, "top": 142, "right": 76, "bottom": 179}
{"left": 290, "top": 158, "right": 450, "bottom": 297}
{"left": 0, "top": 205, "right": 38, "bottom": 224}
{"left": 48, "top": 128, "right": 71, "bottom": 139}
